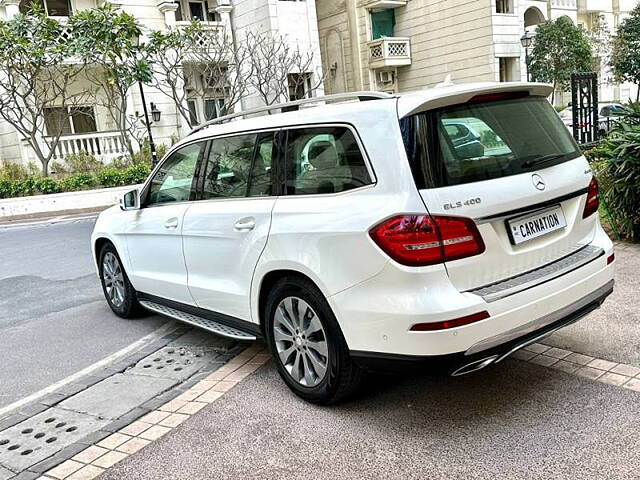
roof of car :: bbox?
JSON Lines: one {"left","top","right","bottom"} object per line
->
{"left": 175, "top": 82, "right": 553, "bottom": 149}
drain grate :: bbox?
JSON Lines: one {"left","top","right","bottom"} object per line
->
{"left": 0, "top": 408, "right": 109, "bottom": 472}
{"left": 126, "top": 346, "right": 216, "bottom": 381}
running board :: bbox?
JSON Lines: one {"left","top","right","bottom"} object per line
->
{"left": 139, "top": 300, "right": 257, "bottom": 341}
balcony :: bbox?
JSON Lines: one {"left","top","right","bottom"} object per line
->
{"left": 364, "top": 0, "right": 408, "bottom": 9}
{"left": 175, "top": 21, "right": 225, "bottom": 50}
{"left": 367, "top": 37, "right": 411, "bottom": 70}
{"left": 22, "top": 131, "right": 129, "bottom": 164}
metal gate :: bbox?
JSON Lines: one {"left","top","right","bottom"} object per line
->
{"left": 570, "top": 72, "right": 599, "bottom": 145}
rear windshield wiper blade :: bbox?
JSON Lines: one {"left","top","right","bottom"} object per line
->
{"left": 521, "top": 154, "right": 566, "bottom": 168}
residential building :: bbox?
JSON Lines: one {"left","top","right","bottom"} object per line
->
{"left": 316, "top": 0, "right": 639, "bottom": 104}
{"left": 0, "top": 0, "right": 322, "bottom": 167}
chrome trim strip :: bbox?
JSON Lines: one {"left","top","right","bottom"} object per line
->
{"left": 468, "top": 245, "right": 604, "bottom": 302}
{"left": 474, "top": 188, "right": 588, "bottom": 225}
{"left": 465, "top": 280, "right": 613, "bottom": 356}
{"left": 139, "top": 301, "right": 257, "bottom": 341}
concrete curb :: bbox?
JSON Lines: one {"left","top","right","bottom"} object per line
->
{"left": 0, "top": 185, "right": 141, "bottom": 221}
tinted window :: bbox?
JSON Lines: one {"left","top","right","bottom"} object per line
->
{"left": 202, "top": 134, "right": 256, "bottom": 199}
{"left": 401, "top": 96, "right": 581, "bottom": 188}
{"left": 147, "top": 142, "right": 201, "bottom": 206}
{"left": 285, "top": 127, "right": 371, "bottom": 195}
{"left": 248, "top": 134, "right": 275, "bottom": 197}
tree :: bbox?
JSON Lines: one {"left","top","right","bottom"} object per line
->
{"left": 0, "top": 7, "right": 92, "bottom": 175}
{"left": 69, "top": 4, "right": 152, "bottom": 157}
{"left": 243, "top": 31, "right": 324, "bottom": 106}
{"left": 610, "top": 5, "right": 640, "bottom": 102}
{"left": 146, "top": 21, "right": 249, "bottom": 129}
{"left": 529, "top": 17, "right": 593, "bottom": 102}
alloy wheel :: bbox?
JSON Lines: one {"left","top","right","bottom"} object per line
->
{"left": 273, "top": 296, "right": 329, "bottom": 387}
{"left": 102, "top": 252, "right": 125, "bottom": 308}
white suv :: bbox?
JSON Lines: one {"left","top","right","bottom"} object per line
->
{"left": 92, "top": 83, "right": 615, "bottom": 404}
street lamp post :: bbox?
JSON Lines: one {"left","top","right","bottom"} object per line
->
{"left": 520, "top": 31, "right": 535, "bottom": 82}
{"left": 132, "top": 33, "right": 160, "bottom": 167}
{"left": 138, "top": 82, "right": 160, "bottom": 167}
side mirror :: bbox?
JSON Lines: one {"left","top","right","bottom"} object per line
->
{"left": 120, "top": 189, "right": 140, "bottom": 211}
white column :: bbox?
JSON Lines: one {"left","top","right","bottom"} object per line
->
{"left": 157, "top": 1, "right": 179, "bottom": 29}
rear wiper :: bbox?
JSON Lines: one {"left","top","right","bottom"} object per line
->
{"left": 521, "top": 153, "right": 566, "bottom": 168}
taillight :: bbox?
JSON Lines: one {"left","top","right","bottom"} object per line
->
{"left": 369, "top": 214, "right": 485, "bottom": 267}
{"left": 582, "top": 177, "right": 599, "bottom": 218}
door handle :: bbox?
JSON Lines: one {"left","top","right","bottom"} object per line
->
{"left": 164, "top": 217, "right": 179, "bottom": 229}
{"left": 234, "top": 217, "right": 256, "bottom": 231}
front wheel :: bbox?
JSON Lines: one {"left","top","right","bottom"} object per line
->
{"left": 99, "top": 243, "right": 144, "bottom": 319}
{"left": 264, "top": 277, "right": 363, "bottom": 404}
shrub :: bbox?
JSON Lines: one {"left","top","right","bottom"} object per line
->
{"left": 122, "top": 163, "right": 151, "bottom": 185}
{"left": 35, "top": 177, "right": 61, "bottom": 194}
{"left": 592, "top": 111, "right": 640, "bottom": 241}
{"left": 0, "top": 160, "right": 31, "bottom": 181}
{"left": 0, "top": 177, "right": 12, "bottom": 198}
{"left": 63, "top": 151, "right": 104, "bottom": 175}
{"left": 97, "top": 167, "right": 126, "bottom": 188}
{"left": 61, "top": 173, "right": 97, "bottom": 192}
{"left": 131, "top": 141, "right": 168, "bottom": 167}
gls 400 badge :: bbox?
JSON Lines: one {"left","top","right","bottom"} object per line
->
{"left": 443, "top": 197, "right": 482, "bottom": 210}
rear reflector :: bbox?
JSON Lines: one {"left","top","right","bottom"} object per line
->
{"left": 607, "top": 253, "right": 615, "bottom": 265}
{"left": 582, "top": 177, "right": 599, "bottom": 218}
{"left": 369, "top": 214, "right": 485, "bottom": 267}
{"left": 410, "top": 311, "right": 490, "bottom": 331}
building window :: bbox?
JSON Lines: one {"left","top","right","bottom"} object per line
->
{"left": 496, "top": 0, "right": 513, "bottom": 14}
{"left": 20, "top": 0, "right": 72, "bottom": 16}
{"left": 204, "top": 98, "right": 226, "bottom": 120}
{"left": 499, "top": 57, "right": 517, "bottom": 82}
{"left": 175, "top": 0, "right": 221, "bottom": 22}
{"left": 43, "top": 106, "right": 97, "bottom": 136}
{"left": 187, "top": 100, "right": 199, "bottom": 126}
{"left": 370, "top": 9, "right": 395, "bottom": 39}
{"left": 288, "top": 73, "right": 313, "bottom": 101}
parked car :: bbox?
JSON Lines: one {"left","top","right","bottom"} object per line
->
{"left": 559, "top": 103, "right": 628, "bottom": 137}
{"left": 92, "top": 83, "right": 615, "bottom": 404}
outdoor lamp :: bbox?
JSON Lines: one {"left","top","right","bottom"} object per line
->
{"left": 520, "top": 31, "right": 534, "bottom": 49}
{"left": 151, "top": 103, "right": 161, "bottom": 122}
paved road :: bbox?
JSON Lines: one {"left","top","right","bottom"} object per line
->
{"left": 102, "top": 360, "right": 640, "bottom": 480}
{"left": 547, "top": 243, "right": 640, "bottom": 366}
{"left": 0, "top": 217, "right": 166, "bottom": 410}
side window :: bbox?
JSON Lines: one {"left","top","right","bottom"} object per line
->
{"left": 285, "top": 127, "right": 371, "bottom": 195}
{"left": 146, "top": 142, "right": 201, "bottom": 206}
{"left": 202, "top": 134, "right": 256, "bottom": 199}
{"left": 248, "top": 133, "right": 275, "bottom": 197}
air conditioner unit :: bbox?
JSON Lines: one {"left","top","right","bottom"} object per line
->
{"left": 378, "top": 70, "right": 395, "bottom": 84}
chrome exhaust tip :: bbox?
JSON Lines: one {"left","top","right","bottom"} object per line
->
{"left": 451, "top": 355, "right": 499, "bottom": 377}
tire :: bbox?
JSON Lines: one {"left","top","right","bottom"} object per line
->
{"left": 264, "top": 276, "right": 363, "bottom": 405}
{"left": 98, "top": 243, "right": 144, "bottom": 319}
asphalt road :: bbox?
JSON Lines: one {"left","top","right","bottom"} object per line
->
{"left": 102, "top": 360, "right": 640, "bottom": 480}
{"left": 0, "top": 217, "right": 166, "bottom": 410}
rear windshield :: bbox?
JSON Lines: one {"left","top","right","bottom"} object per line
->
{"left": 400, "top": 95, "right": 581, "bottom": 188}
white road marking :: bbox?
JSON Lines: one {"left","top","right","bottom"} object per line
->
{"left": 0, "top": 320, "right": 178, "bottom": 418}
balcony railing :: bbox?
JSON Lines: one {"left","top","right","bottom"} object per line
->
{"left": 367, "top": 37, "right": 411, "bottom": 70}
{"left": 175, "top": 21, "right": 225, "bottom": 50}
{"left": 22, "top": 131, "right": 129, "bottom": 164}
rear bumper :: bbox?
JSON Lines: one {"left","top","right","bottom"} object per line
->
{"left": 330, "top": 226, "right": 615, "bottom": 360}
{"left": 350, "top": 279, "right": 613, "bottom": 374}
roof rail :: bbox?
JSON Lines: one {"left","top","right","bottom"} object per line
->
{"left": 188, "top": 91, "right": 393, "bottom": 136}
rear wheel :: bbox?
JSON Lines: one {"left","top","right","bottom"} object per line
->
{"left": 99, "top": 243, "right": 144, "bottom": 318}
{"left": 264, "top": 276, "right": 363, "bottom": 404}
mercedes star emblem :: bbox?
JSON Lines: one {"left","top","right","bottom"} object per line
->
{"left": 532, "top": 174, "right": 546, "bottom": 191}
